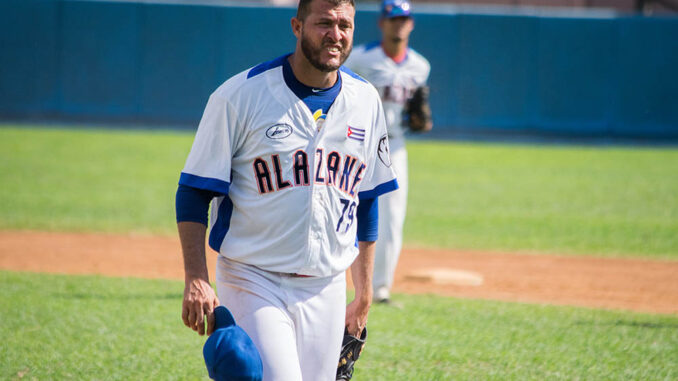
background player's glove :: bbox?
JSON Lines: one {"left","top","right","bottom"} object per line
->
{"left": 404, "top": 86, "right": 433, "bottom": 133}
{"left": 336, "top": 327, "right": 367, "bottom": 380}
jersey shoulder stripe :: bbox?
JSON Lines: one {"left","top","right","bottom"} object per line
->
{"left": 247, "top": 54, "right": 289, "bottom": 79}
{"left": 339, "top": 65, "right": 368, "bottom": 84}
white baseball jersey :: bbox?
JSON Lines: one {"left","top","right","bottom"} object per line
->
{"left": 180, "top": 54, "right": 398, "bottom": 277}
{"left": 345, "top": 42, "right": 430, "bottom": 151}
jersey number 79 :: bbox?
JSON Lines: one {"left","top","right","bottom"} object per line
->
{"left": 336, "top": 198, "right": 357, "bottom": 234}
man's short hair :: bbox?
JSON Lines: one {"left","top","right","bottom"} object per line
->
{"left": 296, "top": 0, "right": 356, "bottom": 21}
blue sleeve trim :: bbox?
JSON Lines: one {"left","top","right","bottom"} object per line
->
{"left": 358, "top": 178, "right": 399, "bottom": 200}
{"left": 339, "top": 66, "right": 368, "bottom": 83}
{"left": 356, "top": 197, "right": 378, "bottom": 242}
{"left": 179, "top": 172, "right": 230, "bottom": 196}
{"left": 247, "top": 53, "right": 290, "bottom": 79}
{"left": 175, "top": 184, "right": 214, "bottom": 225}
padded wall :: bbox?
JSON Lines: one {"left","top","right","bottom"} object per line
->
{"left": 0, "top": 0, "right": 676, "bottom": 138}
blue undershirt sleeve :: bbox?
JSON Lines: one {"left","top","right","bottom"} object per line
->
{"left": 175, "top": 184, "right": 218, "bottom": 225}
{"left": 356, "top": 197, "right": 379, "bottom": 242}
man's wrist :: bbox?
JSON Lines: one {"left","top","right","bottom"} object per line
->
{"left": 184, "top": 273, "right": 210, "bottom": 284}
{"left": 354, "top": 289, "right": 373, "bottom": 305}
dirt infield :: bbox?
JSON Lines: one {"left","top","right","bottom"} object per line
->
{"left": 1, "top": 230, "right": 676, "bottom": 315}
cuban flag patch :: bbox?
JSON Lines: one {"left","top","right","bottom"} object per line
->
{"left": 347, "top": 126, "right": 366, "bottom": 141}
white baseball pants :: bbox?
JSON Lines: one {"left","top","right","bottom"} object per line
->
{"left": 373, "top": 145, "right": 408, "bottom": 300}
{"left": 216, "top": 256, "right": 346, "bottom": 381}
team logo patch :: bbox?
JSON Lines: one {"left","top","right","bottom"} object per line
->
{"left": 377, "top": 135, "right": 392, "bottom": 167}
{"left": 266, "top": 124, "right": 293, "bottom": 139}
{"left": 347, "top": 125, "right": 365, "bottom": 141}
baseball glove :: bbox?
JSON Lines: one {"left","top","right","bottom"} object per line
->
{"left": 404, "top": 86, "right": 433, "bottom": 133}
{"left": 336, "top": 327, "right": 367, "bottom": 381}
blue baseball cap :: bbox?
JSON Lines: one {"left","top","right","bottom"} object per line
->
{"left": 203, "top": 306, "right": 263, "bottom": 381}
{"left": 381, "top": 0, "right": 412, "bottom": 18}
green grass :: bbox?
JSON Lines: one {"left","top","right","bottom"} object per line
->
{"left": 406, "top": 141, "right": 678, "bottom": 258}
{"left": 1, "top": 125, "right": 677, "bottom": 258}
{"left": 1, "top": 271, "right": 676, "bottom": 380}
{"left": 0, "top": 126, "right": 188, "bottom": 234}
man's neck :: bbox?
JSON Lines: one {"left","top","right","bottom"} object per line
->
{"left": 288, "top": 53, "right": 338, "bottom": 89}
{"left": 381, "top": 39, "right": 408, "bottom": 64}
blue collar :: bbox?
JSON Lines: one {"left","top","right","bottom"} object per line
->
{"left": 282, "top": 55, "right": 342, "bottom": 116}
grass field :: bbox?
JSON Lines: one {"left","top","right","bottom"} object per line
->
{"left": 1, "top": 125, "right": 677, "bottom": 380}
{"left": 406, "top": 141, "right": 678, "bottom": 257}
{"left": 1, "top": 271, "right": 676, "bottom": 380}
{"left": 1, "top": 125, "right": 677, "bottom": 258}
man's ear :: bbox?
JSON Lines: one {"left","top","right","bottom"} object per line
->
{"left": 291, "top": 17, "right": 302, "bottom": 39}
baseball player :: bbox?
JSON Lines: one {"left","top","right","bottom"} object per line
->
{"left": 345, "top": 0, "right": 432, "bottom": 305}
{"left": 175, "top": 0, "right": 397, "bottom": 379}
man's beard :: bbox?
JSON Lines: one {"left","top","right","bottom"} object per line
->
{"left": 300, "top": 28, "right": 352, "bottom": 73}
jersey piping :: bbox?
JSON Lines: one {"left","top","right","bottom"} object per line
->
{"left": 209, "top": 196, "right": 235, "bottom": 252}
{"left": 247, "top": 54, "right": 287, "bottom": 79}
{"left": 339, "top": 66, "right": 368, "bottom": 83}
{"left": 358, "top": 178, "right": 398, "bottom": 200}
{"left": 179, "top": 172, "right": 231, "bottom": 196}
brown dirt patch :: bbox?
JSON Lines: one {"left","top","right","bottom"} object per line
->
{"left": 1, "top": 230, "right": 677, "bottom": 315}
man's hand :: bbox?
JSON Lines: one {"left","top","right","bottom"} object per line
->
{"left": 345, "top": 297, "right": 370, "bottom": 337}
{"left": 182, "top": 277, "right": 220, "bottom": 336}
{"left": 345, "top": 240, "right": 375, "bottom": 337}
{"left": 178, "top": 221, "right": 218, "bottom": 336}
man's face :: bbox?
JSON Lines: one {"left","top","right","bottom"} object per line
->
{"left": 297, "top": 0, "right": 355, "bottom": 72}
{"left": 380, "top": 16, "right": 414, "bottom": 44}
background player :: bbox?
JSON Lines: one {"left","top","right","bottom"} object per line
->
{"left": 346, "top": 0, "right": 432, "bottom": 304}
{"left": 175, "top": 0, "right": 398, "bottom": 379}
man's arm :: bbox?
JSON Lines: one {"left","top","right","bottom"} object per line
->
{"left": 178, "top": 221, "right": 220, "bottom": 336}
{"left": 345, "top": 240, "right": 375, "bottom": 337}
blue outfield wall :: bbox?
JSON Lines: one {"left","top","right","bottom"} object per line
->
{"left": 1, "top": 0, "right": 677, "bottom": 138}
{"left": 412, "top": 12, "right": 678, "bottom": 138}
